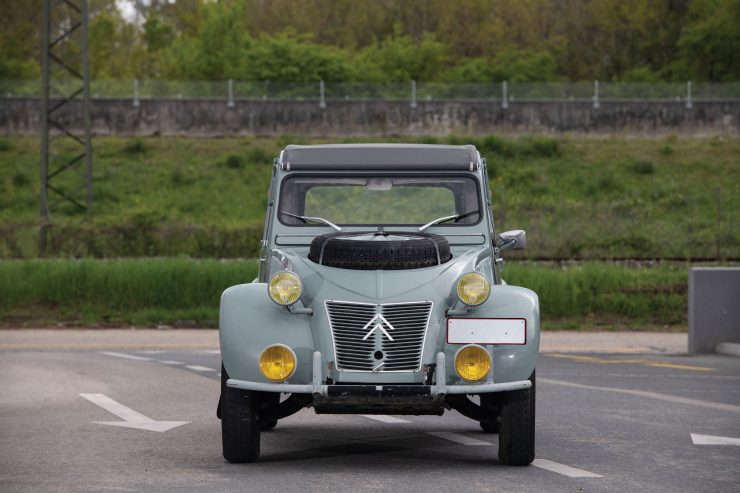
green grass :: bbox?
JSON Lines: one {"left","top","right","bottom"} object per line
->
{"left": 0, "top": 258, "right": 689, "bottom": 329}
{"left": 0, "top": 258, "right": 258, "bottom": 326}
{"left": 505, "top": 262, "right": 687, "bottom": 328}
{"left": 0, "top": 135, "right": 738, "bottom": 259}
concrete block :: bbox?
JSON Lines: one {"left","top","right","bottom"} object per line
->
{"left": 688, "top": 268, "right": 740, "bottom": 354}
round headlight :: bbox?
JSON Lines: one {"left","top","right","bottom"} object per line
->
{"left": 259, "top": 344, "right": 296, "bottom": 382}
{"left": 454, "top": 344, "right": 491, "bottom": 382}
{"left": 456, "top": 272, "right": 490, "bottom": 306}
{"left": 268, "top": 271, "right": 302, "bottom": 306}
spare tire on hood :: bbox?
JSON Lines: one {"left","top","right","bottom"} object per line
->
{"left": 308, "top": 231, "right": 451, "bottom": 270}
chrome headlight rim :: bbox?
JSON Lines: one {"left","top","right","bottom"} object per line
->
{"left": 453, "top": 343, "right": 492, "bottom": 382}
{"left": 267, "top": 271, "right": 303, "bottom": 306}
{"left": 258, "top": 343, "right": 297, "bottom": 382}
{"left": 456, "top": 271, "right": 491, "bottom": 306}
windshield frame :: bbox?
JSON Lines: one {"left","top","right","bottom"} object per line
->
{"left": 276, "top": 172, "right": 484, "bottom": 229}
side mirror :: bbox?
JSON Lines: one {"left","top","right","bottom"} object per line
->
{"left": 498, "top": 230, "right": 526, "bottom": 251}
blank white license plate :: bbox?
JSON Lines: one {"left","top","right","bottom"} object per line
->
{"left": 447, "top": 318, "right": 526, "bottom": 345}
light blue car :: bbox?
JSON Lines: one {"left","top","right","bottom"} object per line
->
{"left": 219, "top": 144, "right": 539, "bottom": 465}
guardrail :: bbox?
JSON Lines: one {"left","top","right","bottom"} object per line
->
{"left": 3, "top": 80, "right": 740, "bottom": 107}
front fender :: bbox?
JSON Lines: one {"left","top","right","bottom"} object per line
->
{"left": 444, "top": 285, "right": 540, "bottom": 384}
{"left": 219, "top": 283, "right": 314, "bottom": 385}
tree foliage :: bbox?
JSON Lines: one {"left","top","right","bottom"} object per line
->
{"left": 1, "top": 0, "right": 738, "bottom": 82}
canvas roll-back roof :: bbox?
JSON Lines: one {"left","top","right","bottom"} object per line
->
{"left": 281, "top": 144, "right": 480, "bottom": 170}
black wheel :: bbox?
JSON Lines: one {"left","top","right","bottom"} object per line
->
{"left": 221, "top": 364, "right": 261, "bottom": 463}
{"left": 308, "top": 231, "right": 451, "bottom": 270}
{"left": 498, "top": 371, "right": 535, "bottom": 466}
{"left": 478, "top": 393, "right": 500, "bottom": 433}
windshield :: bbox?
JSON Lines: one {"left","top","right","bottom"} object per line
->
{"left": 278, "top": 175, "right": 481, "bottom": 226}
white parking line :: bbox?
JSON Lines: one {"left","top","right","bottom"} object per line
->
{"left": 427, "top": 431, "right": 492, "bottom": 446}
{"left": 691, "top": 433, "right": 740, "bottom": 446}
{"left": 159, "top": 360, "right": 184, "bottom": 365}
{"left": 531, "top": 459, "right": 603, "bottom": 478}
{"left": 540, "top": 378, "right": 740, "bottom": 415}
{"left": 100, "top": 351, "right": 151, "bottom": 361}
{"left": 185, "top": 365, "right": 217, "bottom": 372}
{"left": 361, "top": 415, "right": 410, "bottom": 424}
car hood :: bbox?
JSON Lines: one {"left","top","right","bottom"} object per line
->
{"left": 272, "top": 246, "right": 491, "bottom": 305}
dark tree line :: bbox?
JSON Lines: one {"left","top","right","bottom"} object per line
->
{"left": 2, "top": 0, "right": 738, "bottom": 82}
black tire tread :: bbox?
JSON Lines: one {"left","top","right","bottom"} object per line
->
{"left": 309, "top": 232, "right": 451, "bottom": 270}
{"left": 221, "top": 364, "right": 261, "bottom": 463}
{"left": 498, "top": 371, "right": 536, "bottom": 466}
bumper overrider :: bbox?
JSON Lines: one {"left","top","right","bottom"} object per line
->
{"left": 226, "top": 351, "right": 533, "bottom": 397}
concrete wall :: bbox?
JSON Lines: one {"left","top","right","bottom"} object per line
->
{"left": 688, "top": 268, "right": 740, "bottom": 354}
{"left": 1, "top": 98, "right": 738, "bottom": 137}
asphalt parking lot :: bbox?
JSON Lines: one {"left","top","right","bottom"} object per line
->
{"left": 1, "top": 335, "right": 738, "bottom": 492}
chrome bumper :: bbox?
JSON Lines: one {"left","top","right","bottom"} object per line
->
{"left": 225, "top": 351, "right": 532, "bottom": 396}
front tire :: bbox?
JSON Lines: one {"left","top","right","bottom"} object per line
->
{"left": 221, "top": 364, "right": 261, "bottom": 463}
{"left": 498, "top": 371, "right": 535, "bottom": 466}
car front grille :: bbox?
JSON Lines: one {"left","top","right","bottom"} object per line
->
{"left": 325, "top": 300, "right": 433, "bottom": 372}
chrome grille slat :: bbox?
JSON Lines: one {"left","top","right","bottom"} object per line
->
{"left": 326, "top": 300, "right": 432, "bottom": 372}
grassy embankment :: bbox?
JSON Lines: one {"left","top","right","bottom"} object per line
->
{"left": 0, "top": 135, "right": 736, "bottom": 329}
{"left": 1, "top": 135, "right": 738, "bottom": 259}
{"left": 0, "top": 259, "right": 686, "bottom": 330}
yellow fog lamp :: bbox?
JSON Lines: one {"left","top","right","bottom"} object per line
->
{"left": 454, "top": 344, "right": 491, "bottom": 382}
{"left": 456, "top": 272, "right": 490, "bottom": 306}
{"left": 259, "top": 344, "right": 297, "bottom": 382}
{"left": 268, "top": 271, "right": 302, "bottom": 306}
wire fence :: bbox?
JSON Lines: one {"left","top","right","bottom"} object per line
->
{"left": 3, "top": 79, "right": 740, "bottom": 105}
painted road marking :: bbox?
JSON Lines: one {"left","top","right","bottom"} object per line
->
{"left": 79, "top": 393, "right": 189, "bottom": 432}
{"left": 185, "top": 365, "right": 217, "bottom": 372}
{"left": 548, "top": 354, "right": 714, "bottom": 372}
{"left": 531, "top": 459, "right": 603, "bottom": 478}
{"left": 427, "top": 432, "right": 492, "bottom": 446}
{"left": 691, "top": 433, "right": 740, "bottom": 446}
{"left": 200, "top": 350, "right": 221, "bottom": 354}
{"left": 159, "top": 360, "right": 184, "bottom": 365}
{"left": 100, "top": 351, "right": 151, "bottom": 361}
{"left": 427, "top": 433, "right": 602, "bottom": 477}
{"left": 361, "top": 415, "right": 410, "bottom": 424}
{"left": 541, "top": 378, "right": 740, "bottom": 414}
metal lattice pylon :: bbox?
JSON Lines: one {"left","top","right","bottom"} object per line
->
{"left": 39, "top": 0, "right": 92, "bottom": 254}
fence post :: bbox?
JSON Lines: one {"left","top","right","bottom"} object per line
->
{"left": 501, "top": 81, "right": 509, "bottom": 109}
{"left": 133, "top": 79, "right": 140, "bottom": 107}
{"left": 319, "top": 80, "right": 326, "bottom": 109}
{"left": 227, "top": 79, "right": 234, "bottom": 108}
{"left": 410, "top": 80, "right": 417, "bottom": 108}
{"left": 686, "top": 80, "right": 693, "bottom": 109}
{"left": 592, "top": 80, "right": 600, "bottom": 109}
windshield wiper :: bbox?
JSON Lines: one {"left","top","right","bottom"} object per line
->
{"left": 418, "top": 210, "right": 479, "bottom": 232}
{"left": 280, "top": 211, "right": 342, "bottom": 231}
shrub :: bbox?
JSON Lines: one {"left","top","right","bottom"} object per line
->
{"left": 225, "top": 154, "right": 244, "bottom": 169}
{"left": 245, "top": 147, "right": 273, "bottom": 165}
{"left": 12, "top": 172, "right": 29, "bottom": 187}
{"left": 631, "top": 160, "right": 656, "bottom": 175}
{"left": 122, "top": 138, "right": 147, "bottom": 155}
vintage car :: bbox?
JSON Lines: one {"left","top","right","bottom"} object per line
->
{"left": 218, "top": 144, "right": 538, "bottom": 465}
